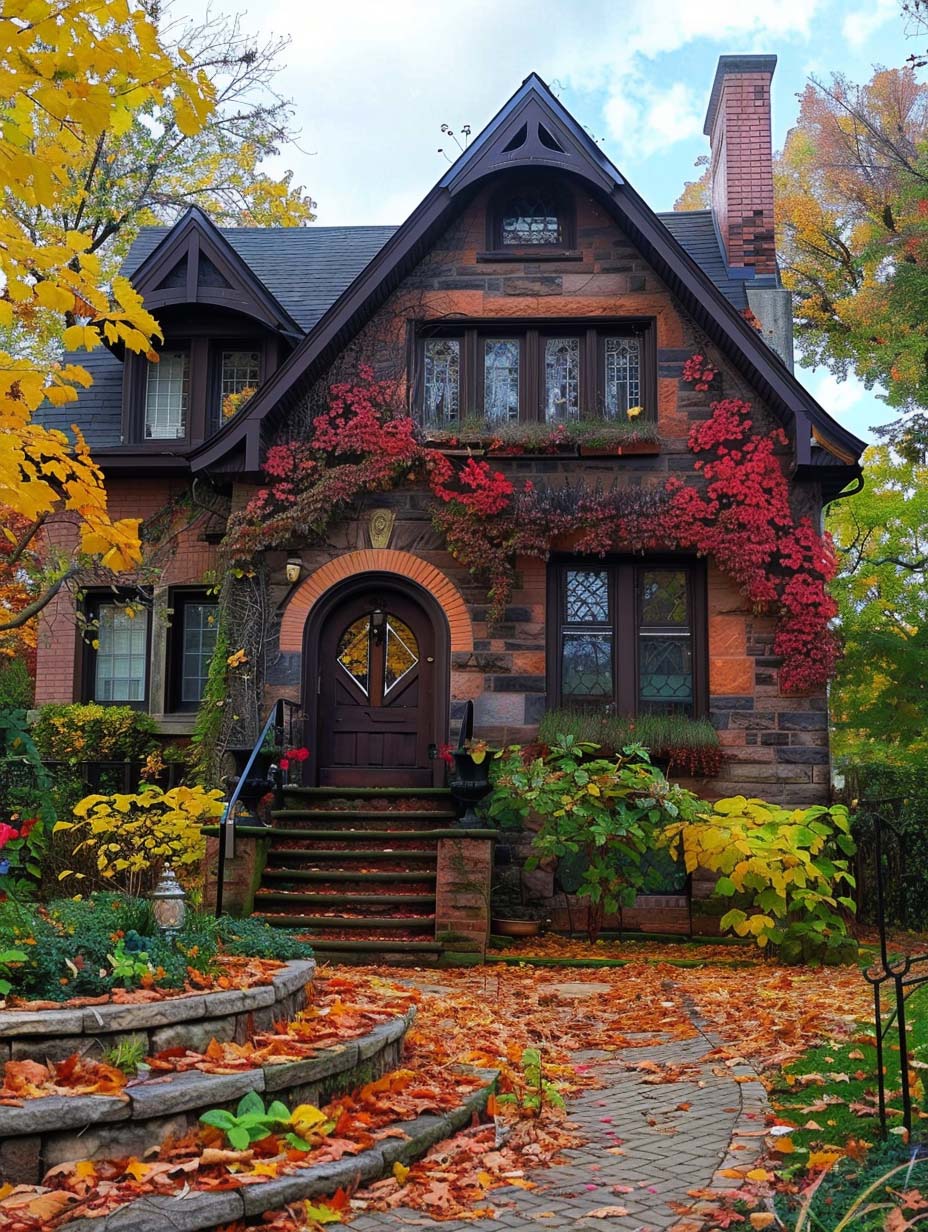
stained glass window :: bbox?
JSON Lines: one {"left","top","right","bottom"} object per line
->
{"left": 219, "top": 350, "right": 260, "bottom": 423}
{"left": 562, "top": 633, "right": 614, "bottom": 699}
{"left": 638, "top": 569, "right": 693, "bottom": 714}
{"left": 565, "top": 570, "right": 610, "bottom": 623}
{"left": 423, "top": 339, "right": 460, "bottom": 423}
{"left": 384, "top": 617, "right": 419, "bottom": 693}
{"left": 145, "top": 349, "right": 189, "bottom": 439}
{"left": 604, "top": 337, "right": 641, "bottom": 419}
{"left": 545, "top": 337, "right": 580, "bottom": 422}
{"left": 500, "top": 192, "right": 562, "bottom": 246}
{"left": 483, "top": 340, "right": 520, "bottom": 422}
{"left": 94, "top": 604, "right": 148, "bottom": 703}
{"left": 337, "top": 617, "right": 370, "bottom": 695}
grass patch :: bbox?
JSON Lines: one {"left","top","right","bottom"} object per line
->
{"left": 768, "top": 984, "right": 928, "bottom": 1172}
{"left": 776, "top": 1140, "right": 928, "bottom": 1231}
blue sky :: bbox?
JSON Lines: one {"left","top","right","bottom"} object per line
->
{"left": 177, "top": 0, "right": 919, "bottom": 442}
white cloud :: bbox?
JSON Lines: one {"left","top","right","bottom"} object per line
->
{"left": 171, "top": 0, "right": 823, "bottom": 223}
{"left": 807, "top": 368, "right": 884, "bottom": 442}
{"left": 842, "top": 0, "right": 897, "bottom": 49}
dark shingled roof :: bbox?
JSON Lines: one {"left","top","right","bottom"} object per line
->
{"left": 121, "top": 224, "right": 398, "bottom": 332}
{"left": 43, "top": 211, "right": 746, "bottom": 450}
{"left": 658, "top": 210, "right": 749, "bottom": 311}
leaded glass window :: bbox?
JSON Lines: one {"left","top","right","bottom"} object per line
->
{"left": 604, "top": 337, "right": 641, "bottom": 419}
{"left": 337, "top": 617, "right": 371, "bottom": 696}
{"left": 545, "top": 337, "right": 580, "bottom": 421}
{"left": 219, "top": 349, "right": 260, "bottom": 422}
{"left": 638, "top": 569, "right": 693, "bottom": 714}
{"left": 483, "top": 339, "right": 520, "bottom": 422}
{"left": 554, "top": 563, "right": 702, "bottom": 718}
{"left": 423, "top": 339, "right": 460, "bottom": 424}
{"left": 94, "top": 604, "right": 148, "bottom": 703}
{"left": 180, "top": 601, "right": 218, "bottom": 706}
{"left": 384, "top": 616, "right": 419, "bottom": 693}
{"left": 500, "top": 192, "right": 562, "bottom": 246}
{"left": 144, "top": 349, "right": 189, "bottom": 439}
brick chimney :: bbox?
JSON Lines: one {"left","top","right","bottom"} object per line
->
{"left": 704, "top": 54, "right": 778, "bottom": 277}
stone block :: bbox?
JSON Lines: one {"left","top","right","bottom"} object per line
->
{"left": 43, "top": 1111, "right": 191, "bottom": 1169}
{"left": 0, "top": 1008, "right": 84, "bottom": 1038}
{"left": 198, "top": 984, "right": 276, "bottom": 1017}
{"left": 0, "top": 1132, "right": 42, "bottom": 1185}
{"left": 0, "top": 1093, "right": 129, "bottom": 1136}
{"left": 240, "top": 1150, "right": 385, "bottom": 1217}
{"left": 128, "top": 1068, "right": 263, "bottom": 1119}
{"left": 272, "top": 959, "right": 316, "bottom": 998}
{"left": 82, "top": 995, "right": 207, "bottom": 1033}
{"left": 149, "top": 1013, "right": 237, "bottom": 1055}
{"left": 64, "top": 1190, "right": 245, "bottom": 1232}
{"left": 262, "top": 1042, "right": 360, "bottom": 1093}
{"left": 11, "top": 1033, "right": 89, "bottom": 1062}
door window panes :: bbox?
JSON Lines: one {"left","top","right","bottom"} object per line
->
{"left": 144, "top": 349, "right": 189, "bottom": 439}
{"left": 94, "top": 605, "right": 148, "bottom": 702}
{"left": 423, "top": 339, "right": 460, "bottom": 423}
{"left": 483, "top": 339, "right": 520, "bottom": 422}
{"left": 384, "top": 616, "right": 419, "bottom": 693}
{"left": 638, "top": 569, "right": 693, "bottom": 714}
{"left": 337, "top": 617, "right": 371, "bottom": 695}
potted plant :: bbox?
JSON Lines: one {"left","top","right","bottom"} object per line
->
{"left": 421, "top": 415, "right": 489, "bottom": 454}
{"left": 490, "top": 873, "right": 548, "bottom": 937}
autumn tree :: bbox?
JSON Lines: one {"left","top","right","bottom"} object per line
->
{"left": 674, "top": 155, "right": 710, "bottom": 211}
{"left": 0, "top": 2, "right": 311, "bottom": 641}
{"left": 828, "top": 445, "right": 928, "bottom": 765}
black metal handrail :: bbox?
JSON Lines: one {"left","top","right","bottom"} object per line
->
{"left": 214, "top": 697, "right": 302, "bottom": 916}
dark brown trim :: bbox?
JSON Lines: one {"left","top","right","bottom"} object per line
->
{"left": 300, "top": 572, "right": 451, "bottom": 787}
{"left": 545, "top": 556, "right": 708, "bottom": 719}
{"left": 476, "top": 249, "right": 582, "bottom": 263}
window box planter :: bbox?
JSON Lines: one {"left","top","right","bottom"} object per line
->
{"left": 579, "top": 440, "right": 661, "bottom": 457}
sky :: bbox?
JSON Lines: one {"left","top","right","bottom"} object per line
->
{"left": 174, "top": 0, "right": 920, "bottom": 444}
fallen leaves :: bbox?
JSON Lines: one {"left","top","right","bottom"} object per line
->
{"left": 0, "top": 1054, "right": 126, "bottom": 1100}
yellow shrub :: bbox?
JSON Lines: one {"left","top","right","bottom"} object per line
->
{"left": 54, "top": 785, "right": 224, "bottom": 897}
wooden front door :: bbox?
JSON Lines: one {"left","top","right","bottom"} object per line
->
{"left": 315, "top": 589, "right": 437, "bottom": 786}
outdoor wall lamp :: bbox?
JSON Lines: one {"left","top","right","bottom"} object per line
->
{"left": 285, "top": 557, "right": 302, "bottom": 584}
{"left": 371, "top": 608, "right": 386, "bottom": 645}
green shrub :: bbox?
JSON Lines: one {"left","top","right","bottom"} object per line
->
{"left": 32, "top": 703, "right": 158, "bottom": 765}
{"left": 0, "top": 895, "right": 313, "bottom": 1003}
{"left": 537, "top": 709, "right": 723, "bottom": 777}
{"left": 0, "top": 660, "right": 33, "bottom": 710}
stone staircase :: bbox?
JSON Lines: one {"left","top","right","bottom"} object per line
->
{"left": 255, "top": 785, "right": 460, "bottom": 962}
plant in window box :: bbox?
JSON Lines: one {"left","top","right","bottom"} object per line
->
{"left": 420, "top": 416, "right": 489, "bottom": 452}
{"left": 567, "top": 416, "right": 661, "bottom": 457}
{"left": 485, "top": 421, "right": 576, "bottom": 456}
{"left": 536, "top": 710, "right": 724, "bottom": 779}
{"left": 222, "top": 386, "right": 257, "bottom": 421}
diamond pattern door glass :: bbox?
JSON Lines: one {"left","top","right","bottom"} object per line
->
{"left": 638, "top": 569, "right": 693, "bottom": 714}
{"left": 545, "top": 337, "right": 580, "bottom": 422}
{"left": 94, "top": 604, "right": 148, "bottom": 702}
{"left": 604, "top": 337, "right": 641, "bottom": 419}
{"left": 423, "top": 339, "right": 460, "bottom": 424}
{"left": 181, "top": 602, "right": 218, "bottom": 705}
{"left": 384, "top": 616, "right": 419, "bottom": 693}
{"left": 144, "top": 350, "right": 189, "bottom": 439}
{"left": 337, "top": 617, "right": 370, "bottom": 696}
{"left": 483, "top": 339, "right": 520, "bottom": 422}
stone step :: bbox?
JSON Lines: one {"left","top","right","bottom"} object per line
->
{"left": 268, "top": 827, "right": 458, "bottom": 842}
{"left": 282, "top": 786, "right": 454, "bottom": 802}
{"left": 265, "top": 848, "right": 438, "bottom": 865}
{"left": 262, "top": 867, "right": 435, "bottom": 885}
{"left": 255, "top": 889, "right": 436, "bottom": 911}
{"left": 272, "top": 809, "right": 455, "bottom": 824}
{"left": 257, "top": 912, "right": 436, "bottom": 932}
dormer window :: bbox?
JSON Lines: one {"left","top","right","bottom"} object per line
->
{"left": 219, "top": 348, "right": 261, "bottom": 422}
{"left": 500, "top": 190, "right": 563, "bottom": 246}
{"left": 487, "top": 180, "right": 575, "bottom": 254}
{"left": 144, "top": 348, "right": 189, "bottom": 440}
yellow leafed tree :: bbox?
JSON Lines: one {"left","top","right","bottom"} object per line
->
{"left": 0, "top": 0, "right": 216, "bottom": 603}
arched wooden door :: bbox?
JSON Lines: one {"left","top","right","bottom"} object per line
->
{"left": 308, "top": 582, "right": 445, "bottom": 787}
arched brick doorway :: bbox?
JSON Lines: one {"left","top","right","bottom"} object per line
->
{"left": 302, "top": 573, "right": 450, "bottom": 787}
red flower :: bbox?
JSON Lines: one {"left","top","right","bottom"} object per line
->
{"left": 19, "top": 817, "right": 37, "bottom": 839}
{"left": 0, "top": 824, "right": 19, "bottom": 851}
{"left": 438, "top": 743, "right": 455, "bottom": 767}
{"left": 278, "top": 757, "right": 290, "bottom": 772}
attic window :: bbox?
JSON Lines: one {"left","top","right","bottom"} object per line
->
{"left": 488, "top": 181, "right": 575, "bottom": 253}
{"left": 144, "top": 349, "right": 189, "bottom": 440}
{"left": 500, "top": 190, "right": 563, "bottom": 245}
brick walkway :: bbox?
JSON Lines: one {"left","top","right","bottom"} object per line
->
{"left": 352, "top": 997, "right": 768, "bottom": 1231}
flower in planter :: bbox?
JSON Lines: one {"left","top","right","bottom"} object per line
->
{"left": 278, "top": 746, "right": 310, "bottom": 772}
{"left": 438, "top": 742, "right": 455, "bottom": 767}
{"left": 626, "top": 405, "right": 643, "bottom": 419}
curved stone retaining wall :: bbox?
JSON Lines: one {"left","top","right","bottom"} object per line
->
{"left": 0, "top": 1003, "right": 415, "bottom": 1185}
{"left": 0, "top": 959, "right": 316, "bottom": 1065}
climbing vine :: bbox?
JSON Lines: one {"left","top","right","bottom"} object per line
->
{"left": 220, "top": 361, "right": 839, "bottom": 696}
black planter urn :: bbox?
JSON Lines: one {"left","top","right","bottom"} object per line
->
{"left": 448, "top": 750, "right": 492, "bottom": 829}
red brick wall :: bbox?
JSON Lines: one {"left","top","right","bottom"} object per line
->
{"left": 707, "top": 63, "right": 776, "bottom": 274}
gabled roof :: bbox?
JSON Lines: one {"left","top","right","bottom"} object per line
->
{"left": 128, "top": 207, "right": 304, "bottom": 338}
{"left": 190, "top": 72, "right": 865, "bottom": 476}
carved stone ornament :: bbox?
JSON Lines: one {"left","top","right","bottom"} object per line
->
{"left": 368, "top": 507, "right": 396, "bottom": 549}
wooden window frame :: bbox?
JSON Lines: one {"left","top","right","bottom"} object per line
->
{"left": 483, "top": 180, "right": 578, "bottom": 259}
{"left": 166, "top": 588, "right": 220, "bottom": 713}
{"left": 415, "top": 318, "right": 656, "bottom": 425}
{"left": 81, "top": 589, "right": 152, "bottom": 710}
{"left": 546, "top": 557, "right": 707, "bottom": 718}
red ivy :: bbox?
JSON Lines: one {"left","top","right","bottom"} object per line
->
{"left": 227, "top": 360, "right": 838, "bottom": 695}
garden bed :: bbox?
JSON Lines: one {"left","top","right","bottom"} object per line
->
{"left": 0, "top": 998, "right": 412, "bottom": 1184}
{"left": 0, "top": 958, "right": 315, "bottom": 1065}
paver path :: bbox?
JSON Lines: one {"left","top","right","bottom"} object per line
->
{"left": 352, "top": 1004, "right": 769, "bottom": 1231}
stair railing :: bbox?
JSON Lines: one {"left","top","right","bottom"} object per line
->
{"left": 214, "top": 697, "right": 302, "bottom": 916}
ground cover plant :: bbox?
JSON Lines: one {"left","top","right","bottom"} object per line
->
{"left": 0, "top": 894, "right": 312, "bottom": 1003}
{"left": 537, "top": 708, "right": 723, "bottom": 777}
